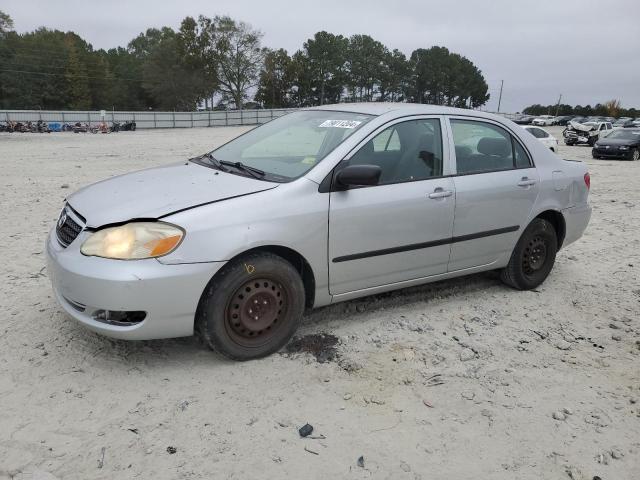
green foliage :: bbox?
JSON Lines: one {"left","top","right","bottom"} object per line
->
{"left": 255, "top": 49, "right": 295, "bottom": 108}
{"left": 523, "top": 102, "right": 637, "bottom": 118}
{"left": 0, "top": 10, "right": 497, "bottom": 112}
{"left": 409, "top": 46, "right": 489, "bottom": 108}
{"left": 0, "top": 10, "right": 13, "bottom": 35}
{"left": 214, "top": 17, "right": 265, "bottom": 109}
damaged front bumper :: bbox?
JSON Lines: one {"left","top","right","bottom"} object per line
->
{"left": 46, "top": 230, "right": 225, "bottom": 340}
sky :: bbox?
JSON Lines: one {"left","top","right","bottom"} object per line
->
{"left": 3, "top": 0, "right": 640, "bottom": 112}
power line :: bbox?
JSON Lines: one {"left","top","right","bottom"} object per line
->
{"left": 0, "top": 68, "right": 147, "bottom": 83}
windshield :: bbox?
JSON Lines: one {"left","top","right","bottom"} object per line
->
{"left": 607, "top": 129, "right": 640, "bottom": 140}
{"left": 210, "top": 110, "right": 374, "bottom": 181}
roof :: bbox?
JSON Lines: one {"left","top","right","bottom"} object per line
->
{"left": 307, "top": 102, "right": 503, "bottom": 120}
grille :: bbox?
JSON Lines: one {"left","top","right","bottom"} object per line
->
{"left": 56, "top": 206, "right": 85, "bottom": 247}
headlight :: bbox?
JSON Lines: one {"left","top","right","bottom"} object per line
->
{"left": 81, "top": 222, "right": 184, "bottom": 260}
{"left": 619, "top": 146, "right": 629, "bottom": 150}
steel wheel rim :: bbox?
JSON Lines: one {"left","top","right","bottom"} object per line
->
{"left": 522, "top": 236, "right": 548, "bottom": 276}
{"left": 224, "top": 277, "right": 288, "bottom": 347}
{"left": 633, "top": 150, "right": 639, "bottom": 161}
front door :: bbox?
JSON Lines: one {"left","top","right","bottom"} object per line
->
{"left": 447, "top": 118, "right": 540, "bottom": 271}
{"left": 328, "top": 117, "right": 455, "bottom": 295}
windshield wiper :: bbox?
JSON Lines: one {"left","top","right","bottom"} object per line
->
{"left": 202, "top": 153, "right": 230, "bottom": 172}
{"left": 219, "top": 160, "right": 266, "bottom": 179}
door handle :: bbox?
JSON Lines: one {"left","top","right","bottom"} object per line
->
{"left": 428, "top": 188, "right": 453, "bottom": 199}
{"left": 517, "top": 177, "right": 537, "bottom": 187}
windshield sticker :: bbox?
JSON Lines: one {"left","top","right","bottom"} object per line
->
{"left": 319, "top": 120, "right": 362, "bottom": 129}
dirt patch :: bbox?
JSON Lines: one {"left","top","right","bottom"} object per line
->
{"left": 283, "top": 333, "right": 340, "bottom": 363}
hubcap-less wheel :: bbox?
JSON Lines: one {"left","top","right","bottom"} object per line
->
{"left": 225, "top": 278, "right": 287, "bottom": 347}
{"left": 522, "top": 236, "right": 548, "bottom": 276}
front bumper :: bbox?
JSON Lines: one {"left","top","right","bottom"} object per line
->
{"left": 46, "top": 230, "right": 225, "bottom": 340}
{"left": 592, "top": 148, "right": 633, "bottom": 159}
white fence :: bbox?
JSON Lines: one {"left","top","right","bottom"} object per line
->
{"left": 0, "top": 107, "right": 518, "bottom": 129}
{"left": 0, "top": 108, "right": 298, "bottom": 129}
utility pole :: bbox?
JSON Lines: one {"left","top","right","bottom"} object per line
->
{"left": 497, "top": 80, "right": 504, "bottom": 113}
{"left": 554, "top": 94, "right": 563, "bottom": 117}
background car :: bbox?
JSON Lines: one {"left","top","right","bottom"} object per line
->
{"left": 513, "top": 114, "right": 535, "bottom": 125}
{"left": 522, "top": 125, "right": 559, "bottom": 151}
{"left": 613, "top": 119, "right": 636, "bottom": 128}
{"left": 532, "top": 115, "right": 555, "bottom": 126}
{"left": 554, "top": 116, "right": 573, "bottom": 126}
{"left": 592, "top": 128, "right": 640, "bottom": 160}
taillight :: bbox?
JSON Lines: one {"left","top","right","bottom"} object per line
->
{"left": 584, "top": 172, "right": 591, "bottom": 190}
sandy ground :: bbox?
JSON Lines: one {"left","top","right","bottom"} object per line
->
{"left": 0, "top": 125, "right": 639, "bottom": 480}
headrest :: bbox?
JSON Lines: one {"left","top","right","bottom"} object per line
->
{"left": 361, "top": 140, "right": 375, "bottom": 155}
{"left": 418, "top": 133, "right": 434, "bottom": 150}
{"left": 477, "top": 137, "right": 510, "bottom": 157}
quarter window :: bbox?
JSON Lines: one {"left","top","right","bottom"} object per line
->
{"left": 349, "top": 119, "right": 443, "bottom": 184}
{"left": 451, "top": 119, "right": 531, "bottom": 174}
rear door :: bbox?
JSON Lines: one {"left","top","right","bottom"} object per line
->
{"left": 329, "top": 117, "right": 455, "bottom": 295}
{"left": 447, "top": 117, "right": 539, "bottom": 271}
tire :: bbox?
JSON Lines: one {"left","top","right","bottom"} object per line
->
{"left": 592, "top": 150, "right": 599, "bottom": 159}
{"left": 196, "top": 252, "right": 305, "bottom": 360}
{"left": 588, "top": 135, "right": 597, "bottom": 147}
{"left": 632, "top": 148, "right": 640, "bottom": 161}
{"left": 500, "top": 218, "right": 557, "bottom": 290}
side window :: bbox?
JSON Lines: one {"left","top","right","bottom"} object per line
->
{"left": 372, "top": 128, "right": 401, "bottom": 152}
{"left": 514, "top": 140, "right": 532, "bottom": 168}
{"left": 599, "top": 124, "right": 606, "bottom": 131}
{"left": 607, "top": 123, "right": 612, "bottom": 130}
{"left": 451, "top": 120, "right": 514, "bottom": 174}
{"left": 349, "top": 119, "right": 443, "bottom": 184}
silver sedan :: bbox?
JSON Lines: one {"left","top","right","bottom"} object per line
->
{"left": 47, "top": 103, "right": 592, "bottom": 360}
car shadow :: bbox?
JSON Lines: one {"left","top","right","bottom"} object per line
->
{"left": 63, "top": 270, "right": 504, "bottom": 365}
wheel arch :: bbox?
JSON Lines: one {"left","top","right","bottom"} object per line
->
{"left": 534, "top": 209, "right": 566, "bottom": 250}
{"left": 221, "top": 245, "right": 316, "bottom": 309}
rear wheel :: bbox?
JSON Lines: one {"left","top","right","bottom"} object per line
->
{"left": 632, "top": 148, "right": 640, "bottom": 161}
{"left": 501, "top": 218, "right": 557, "bottom": 290}
{"left": 197, "top": 252, "right": 305, "bottom": 360}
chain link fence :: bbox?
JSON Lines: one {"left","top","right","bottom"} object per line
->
{"left": 0, "top": 108, "right": 298, "bottom": 129}
{"left": 0, "top": 107, "right": 518, "bottom": 129}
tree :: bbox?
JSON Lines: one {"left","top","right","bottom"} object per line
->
{"left": 178, "top": 15, "right": 219, "bottom": 106}
{"left": 214, "top": 17, "right": 265, "bottom": 109}
{"left": 130, "top": 27, "right": 209, "bottom": 110}
{"left": 300, "top": 31, "right": 348, "bottom": 105}
{"left": 255, "top": 48, "right": 295, "bottom": 108}
{"left": 64, "top": 40, "right": 91, "bottom": 110}
{"left": 378, "top": 49, "right": 409, "bottom": 102}
{"left": 603, "top": 99, "right": 622, "bottom": 117}
{"left": 409, "top": 46, "right": 489, "bottom": 108}
{"left": 345, "top": 34, "right": 386, "bottom": 102}
{"left": 0, "top": 10, "right": 13, "bottom": 36}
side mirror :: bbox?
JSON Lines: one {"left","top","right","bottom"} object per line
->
{"left": 335, "top": 164, "right": 382, "bottom": 188}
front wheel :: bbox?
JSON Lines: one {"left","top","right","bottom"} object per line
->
{"left": 500, "top": 218, "right": 557, "bottom": 290}
{"left": 632, "top": 148, "right": 640, "bottom": 161}
{"left": 197, "top": 252, "right": 305, "bottom": 360}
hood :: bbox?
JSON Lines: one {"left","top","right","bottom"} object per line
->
{"left": 568, "top": 121, "right": 595, "bottom": 132}
{"left": 67, "top": 161, "right": 278, "bottom": 227}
